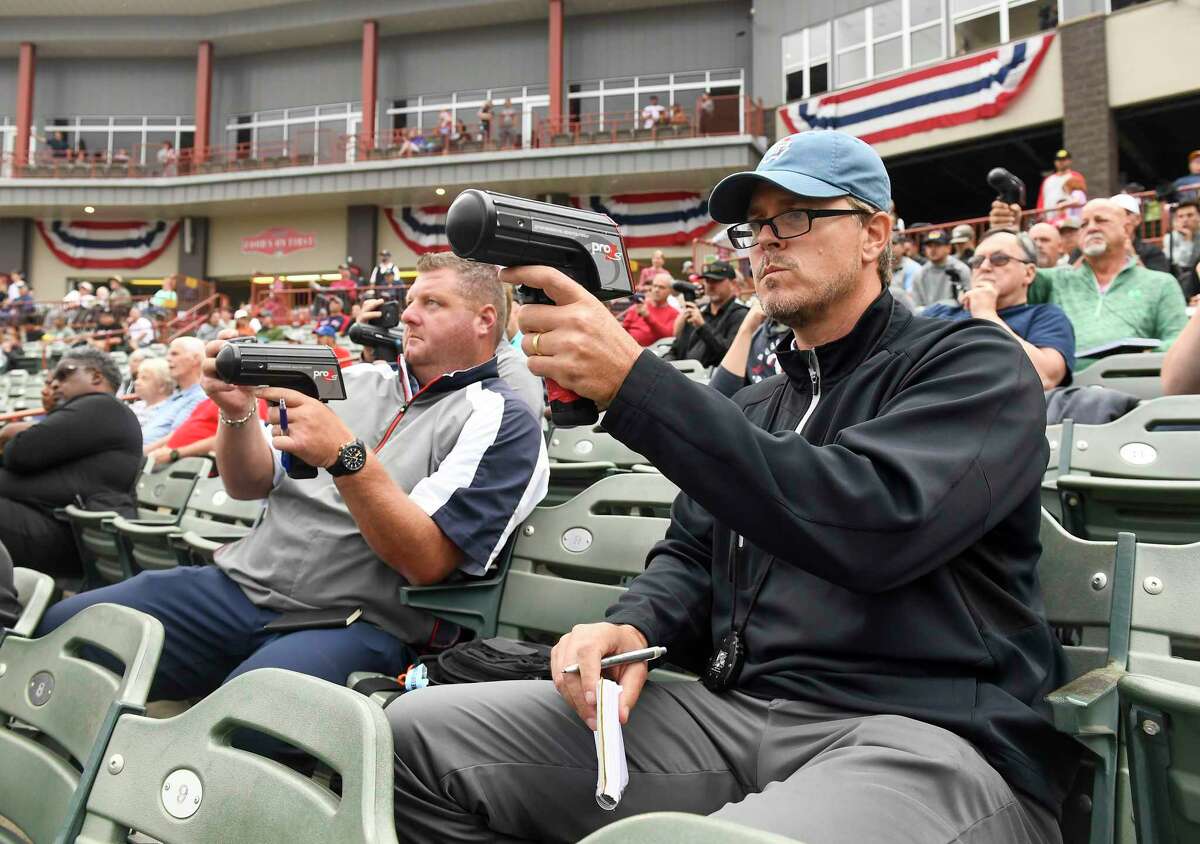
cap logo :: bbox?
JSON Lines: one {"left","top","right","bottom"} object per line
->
{"left": 761, "top": 136, "right": 793, "bottom": 166}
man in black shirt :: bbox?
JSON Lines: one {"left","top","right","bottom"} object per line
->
{"left": 0, "top": 348, "right": 142, "bottom": 578}
{"left": 665, "top": 261, "right": 748, "bottom": 367}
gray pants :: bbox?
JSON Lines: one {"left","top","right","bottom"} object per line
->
{"left": 387, "top": 680, "right": 1061, "bottom": 844}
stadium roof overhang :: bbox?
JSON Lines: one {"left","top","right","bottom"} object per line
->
{"left": 0, "top": 134, "right": 766, "bottom": 217}
{"left": 0, "top": 0, "right": 721, "bottom": 57}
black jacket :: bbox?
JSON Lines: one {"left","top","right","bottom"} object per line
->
{"left": 667, "top": 298, "right": 749, "bottom": 368}
{"left": 0, "top": 392, "right": 143, "bottom": 512}
{"left": 604, "top": 290, "right": 1078, "bottom": 811}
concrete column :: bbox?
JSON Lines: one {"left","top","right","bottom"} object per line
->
{"left": 548, "top": 0, "right": 564, "bottom": 134}
{"left": 347, "top": 205, "right": 378, "bottom": 273}
{"left": 1060, "top": 16, "right": 1118, "bottom": 197}
{"left": 361, "top": 20, "right": 380, "bottom": 149}
{"left": 178, "top": 217, "right": 209, "bottom": 280}
{"left": 0, "top": 218, "right": 33, "bottom": 277}
{"left": 194, "top": 42, "right": 214, "bottom": 163}
{"left": 14, "top": 43, "right": 36, "bottom": 169}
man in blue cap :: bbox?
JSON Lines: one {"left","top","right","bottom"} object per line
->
{"left": 388, "top": 131, "right": 1073, "bottom": 844}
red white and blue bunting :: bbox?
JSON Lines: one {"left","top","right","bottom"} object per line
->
{"left": 36, "top": 219, "right": 181, "bottom": 269}
{"left": 778, "top": 32, "right": 1054, "bottom": 145}
{"left": 384, "top": 192, "right": 717, "bottom": 255}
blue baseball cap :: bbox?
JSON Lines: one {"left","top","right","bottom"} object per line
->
{"left": 315, "top": 324, "right": 337, "bottom": 337}
{"left": 708, "top": 131, "right": 892, "bottom": 223}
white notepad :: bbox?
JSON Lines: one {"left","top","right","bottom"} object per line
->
{"left": 593, "top": 679, "right": 629, "bottom": 810}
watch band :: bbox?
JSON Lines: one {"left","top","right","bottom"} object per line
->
{"left": 327, "top": 439, "right": 368, "bottom": 477}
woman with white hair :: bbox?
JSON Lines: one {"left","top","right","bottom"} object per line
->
{"left": 128, "top": 357, "right": 174, "bottom": 427}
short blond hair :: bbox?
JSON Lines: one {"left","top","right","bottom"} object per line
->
{"left": 416, "top": 252, "right": 505, "bottom": 342}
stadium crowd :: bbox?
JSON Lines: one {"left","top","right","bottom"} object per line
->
{"left": 3, "top": 130, "right": 1200, "bottom": 843}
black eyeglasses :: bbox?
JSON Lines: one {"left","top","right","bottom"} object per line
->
{"left": 966, "top": 252, "right": 1033, "bottom": 270}
{"left": 50, "top": 363, "right": 80, "bottom": 381}
{"left": 727, "top": 208, "right": 871, "bottom": 249}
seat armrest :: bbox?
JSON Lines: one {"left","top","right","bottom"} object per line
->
{"left": 109, "top": 516, "right": 183, "bottom": 538}
{"left": 1046, "top": 662, "right": 1124, "bottom": 736}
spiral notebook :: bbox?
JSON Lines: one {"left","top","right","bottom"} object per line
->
{"left": 593, "top": 679, "right": 629, "bottom": 810}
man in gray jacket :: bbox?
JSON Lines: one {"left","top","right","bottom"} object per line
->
{"left": 911, "top": 228, "right": 971, "bottom": 307}
{"left": 38, "top": 252, "right": 548, "bottom": 701}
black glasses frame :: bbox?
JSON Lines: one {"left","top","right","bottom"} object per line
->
{"left": 966, "top": 252, "right": 1034, "bottom": 270}
{"left": 727, "top": 208, "right": 871, "bottom": 249}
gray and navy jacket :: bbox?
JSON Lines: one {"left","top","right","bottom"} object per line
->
{"left": 604, "top": 289, "right": 1079, "bottom": 813}
{"left": 216, "top": 356, "right": 549, "bottom": 646}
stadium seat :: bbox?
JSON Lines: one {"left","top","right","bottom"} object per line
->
{"left": 1056, "top": 399, "right": 1200, "bottom": 544}
{"left": 1038, "top": 511, "right": 1136, "bottom": 844}
{"left": 10, "top": 566, "right": 55, "bottom": 638}
{"left": 579, "top": 812, "right": 803, "bottom": 843}
{"left": 548, "top": 419, "right": 648, "bottom": 469}
{"left": 544, "top": 460, "right": 621, "bottom": 507}
{"left": 1044, "top": 423, "right": 1065, "bottom": 521}
{"left": 669, "top": 358, "right": 709, "bottom": 382}
{"left": 65, "top": 457, "right": 212, "bottom": 584}
{"left": 0, "top": 603, "right": 163, "bottom": 844}
{"left": 107, "top": 457, "right": 215, "bottom": 573}
{"left": 1073, "top": 353, "right": 1166, "bottom": 401}
{"left": 650, "top": 337, "right": 674, "bottom": 357}
{"left": 69, "top": 668, "right": 400, "bottom": 844}
{"left": 115, "top": 474, "right": 263, "bottom": 571}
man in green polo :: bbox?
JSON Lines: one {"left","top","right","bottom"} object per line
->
{"left": 991, "top": 197, "right": 1187, "bottom": 369}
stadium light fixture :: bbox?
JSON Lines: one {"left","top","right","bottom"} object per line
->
{"left": 435, "top": 187, "right": 446, "bottom": 196}
{"left": 83, "top": 206, "right": 96, "bottom": 214}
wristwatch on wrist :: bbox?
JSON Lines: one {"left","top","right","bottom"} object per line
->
{"left": 326, "top": 438, "right": 368, "bottom": 477}
{"left": 169, "top": 448, "right": 180, "bottom": 462}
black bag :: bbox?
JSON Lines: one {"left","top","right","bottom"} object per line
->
{"left": 424, "top": 637, "right": 552, "bottom": 684}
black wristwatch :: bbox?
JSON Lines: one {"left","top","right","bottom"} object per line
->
{"left": 327, "top": 439, "right": 368, "bottom": 477}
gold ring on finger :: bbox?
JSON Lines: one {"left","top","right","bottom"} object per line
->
{"left": 531, "top": 332, "right": 542, "bottom": 356}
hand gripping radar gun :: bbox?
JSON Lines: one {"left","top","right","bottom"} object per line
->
{"left": 445, "top": 189, "right": 634, "bottom": 426}
{"left": 214, "top": 342, "right": 347, "bottom": 480}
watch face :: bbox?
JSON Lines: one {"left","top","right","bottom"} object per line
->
{"left": 340, "top": 442, "right": 367, "bottom": 472}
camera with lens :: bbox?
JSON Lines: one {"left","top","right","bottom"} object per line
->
{"left": 371, "top": 300, "right": 401, "bottom": 330}
{"left": 672, "top": 280, "right": 702, "bottom": 303}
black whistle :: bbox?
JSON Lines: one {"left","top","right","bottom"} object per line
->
{"left": 214, "top": 342, "right": 347, "bottom": 479}
{"left": 444, "top": 188, "right": 634, "bottom": 426}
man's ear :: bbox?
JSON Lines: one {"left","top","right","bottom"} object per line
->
{"left": 862, "top": 211, "right": 892, "bottom": 266}
{"left": 477, "top": 304, "right": 498, "bottom": 339}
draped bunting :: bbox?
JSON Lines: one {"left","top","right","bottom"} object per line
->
{"left": 36, "top": 219, "right": 180, "bottom": 269}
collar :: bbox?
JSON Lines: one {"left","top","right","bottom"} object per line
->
{"left": 406, "top": 355, "right": 499, "bottom": 401}
{"left": 775, "top": 288, "right": 905, "bottom": 388}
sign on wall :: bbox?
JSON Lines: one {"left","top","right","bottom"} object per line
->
{"left": 240, "top": 227, "right": 317, "bottom": 256}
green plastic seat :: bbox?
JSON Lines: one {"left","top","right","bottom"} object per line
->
{"left": 11, "top": 566, "right": 55, "bottom": 638}
{"left": 548, "top": 418, "right": 648, "bottom": 469}
{"left": 579, "top": 812, "right": 804, "bottom": 843}
{"left": 1057, "top": 398, "right": 1200, "bottom": 544}
{"left": 1043, "top": 424, "right": 1065, "bottom": 521}
{"left": 0, "top": 603, "right": 163, "bottom": 844}
{"left": 668, "top": 358, "right": 709, "bottom": 382}
{"left": 1038, "top": 510, "right": 1136, "bottom": 844}
{"left": 71, "top": 668, "right": 400, "bottom": 844}
{"left": 1073, "top": 353, "right": 1166, "bottom": 401}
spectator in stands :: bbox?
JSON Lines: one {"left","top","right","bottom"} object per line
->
{"left": 149, "top": 275, "right": 179, "bottom": 314}
{"left": 38, "top": 252, "right": 548, "bottom": 713}
{"left": 128, "top": 356, "right": 174, "bottom": 426}
{"left": 141, "top": 336, "right": 206, "bottom": 446}
{"left": 195, "top": 310, "right": 226, "bottom": 342}
{"left": 899, "top": 232, "right": 926, "bottom": 265}
{"left": 255, "top": 311, "right": 286, "bottom": 342}
{"left": 991, "top": 198, "right": 1188, "bottom": 366}
{"left": 0, "top": 540, "right": 20, "bottom": 629}
{"left": 697, "top": 91, "right": 715, "bottom": 132}
{"left": 637, "top": 249, "right": 667, "bottom": 288}
{"left": 925, "top": 230, "right": 1074, "bottom": 390}
{"left": 117, "top": 348, "right": 146, "bottom": 396}
{"left": 45, "top": 130, "right": 70, "bottom": 160}
{"left": 317, "top": 296, "right": 352, "bottom": 335}
{"left": 498, "top": 99, "right": 517, "bottom": 149}
{"left": 1166, "top": 199, "right": 1200, "bottom": 295}
{"left": 669, "top": 103, "right": 688, "bottom": 127}
{"left": 0, "top": 348, "right": 142, "bottom": 579}
{"left": 315, "top": 324, "right": 354, "bottom": 368}
{"left": 890, "top": 233, "right": 921, "bottom": 294}
{"left": 125, "top": 307, "right": 155, "bottom": 349}
{"left": 621, "top": 272, "right": 678, "bottom": 346}
{"left": 910, "top": 229, "right": 970, "bottom": 306}
{"left": 329, "top": 264, "right": 359, "bottom": 305}
{"left": 157, "top": 140, "right": 177, "bottom": 176}
{"left": 397, "top": 128, "right": 419, "bottom": 158}
{"left": 1057, "top": 217, "right": 1081, "bottom": 260}
{"left": 1028, "top": 221, "right": 1063, "bottom": 268}
{"left": 1172, "top": 149, "right": 1200, "bottom": 194}
{"left": 1111, "top": 193, "right": 1170, "bottom": 273}
{"left": 641, "top": 95, "right": 666, "bottom": 129}
{"left": 234, "top": 310, "right": 255, "bottom": 337}
{"left": 1054, "top": 174, "right": 1087, "bottom": 225}
{"left": 390, "top": 130, "right": 1072, "bottom": 844}
{"left": 148, "top": 394, "right": 269, "bottom": 467}
{"left": 90, "top": 309, "right": 123, "bottom": 352}
{"left": 437, "top": 109, "right": 454, "bottom": 152}
{"left": 1036, "top": 148, "right": 1082, "bottom": 212}
{"left": 950, "top": 223, "right": 976, "bottom": 261}
{"left": 665, "top": 260, "right": 748, "bottom": 367}
{"left": 1162, "top": 308, "right": 1200, "bottom": 395}
{"left": 710, "top": 297, "right": 793, "bottom": 397}
{"left": 369, "top": 250, "right": 401, "bottom": 288}
{"left": 478, "top": 99, "right": 493, "bottom": 142}
{"left": 107, "top": 275, "right": 132, "bottom": 315}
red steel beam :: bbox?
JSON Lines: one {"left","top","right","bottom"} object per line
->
{"left": 548, "top": 0, "right": 564, "bottom": 134}
{"left": 15, "top": 43, "right": 35, "bottom": 169}
{"left": 194, "top": 41, "right": 214, "bottom": 164}
{"left": 361, "top": 20, "right": 379, "bottom": 149}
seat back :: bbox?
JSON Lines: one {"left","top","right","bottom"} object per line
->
{"left": 74, "top": 668, "right": 400, "bottom": 844}
{"left": 499, "top": 472, "right": 678, "bottom": 637}
{"left": 669, "top": 358, "right": 709, "bottom": 382}
{"left": 547, "top": 417, "right": 647, "bottom": 469}
{"left": 133, "top": 457, "right": 212, "bottom": 520}
{"left": 11, "top": 566, "right": 56, "bottom": 638}
{"left": 1072, "top": 353, "right": 1166, "bottom": 401}
{"left": 1126, "top": 539, "right": 1200, "bottom": 685}
{"left": 1058, "top": 398, "right": 1200, "bottom": 544}
{"left": 1043, "top": 424, "right": 1065, "bottom": 521}
{"left": 0, "top": 603, "right": 163, "bottom": 844}
{"left": 178, "top": 476, "right": 265, "bottom": 532}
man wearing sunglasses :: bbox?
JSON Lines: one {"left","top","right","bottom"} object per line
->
{"left": 387, "top": 131, "right": 1072, "bottom": 844}
{"left": 0, "top": 348, "right": 141, "bottom": 580}
{"left": 923, "top": 230, "right": 1075, "bottom": 390}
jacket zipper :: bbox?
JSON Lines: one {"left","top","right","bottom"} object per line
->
{"left": 794, "top": 351, "right": 821, "bottom": 435}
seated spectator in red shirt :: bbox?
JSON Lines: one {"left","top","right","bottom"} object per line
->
{"left": 147, "top": 397, "right": 268, "bottom": 467}
{"left": 317, "top": 297, "right": 352, "bottom": 335}
{"left": 621, "top": 272, "right": 679, "bottom": 346}
{"left": 316, "top": 324, "right": 354, "bottom": 367}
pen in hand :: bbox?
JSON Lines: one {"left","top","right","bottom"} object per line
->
{"left": 562, "top": 646, "right": 668, "bottom": 675}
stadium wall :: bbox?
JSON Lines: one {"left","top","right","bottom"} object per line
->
{"left": 0, "top": 63, "right": 16, "bottom": 116}
{"left": 1106, "top": 0, "right": 1200, "bottom": 109}
{"left": 35, "top": 58, "right": 196, "bottom": 119}
{"left": 207, "top": 208, "right": 348, "bottom": 278}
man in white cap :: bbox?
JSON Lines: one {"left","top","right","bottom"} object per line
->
{"left": 1110, "top": 192, "right": 1169, "bottom": 273}
{"left": 950, "top": 223, "right": 976, "bottom": 262}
